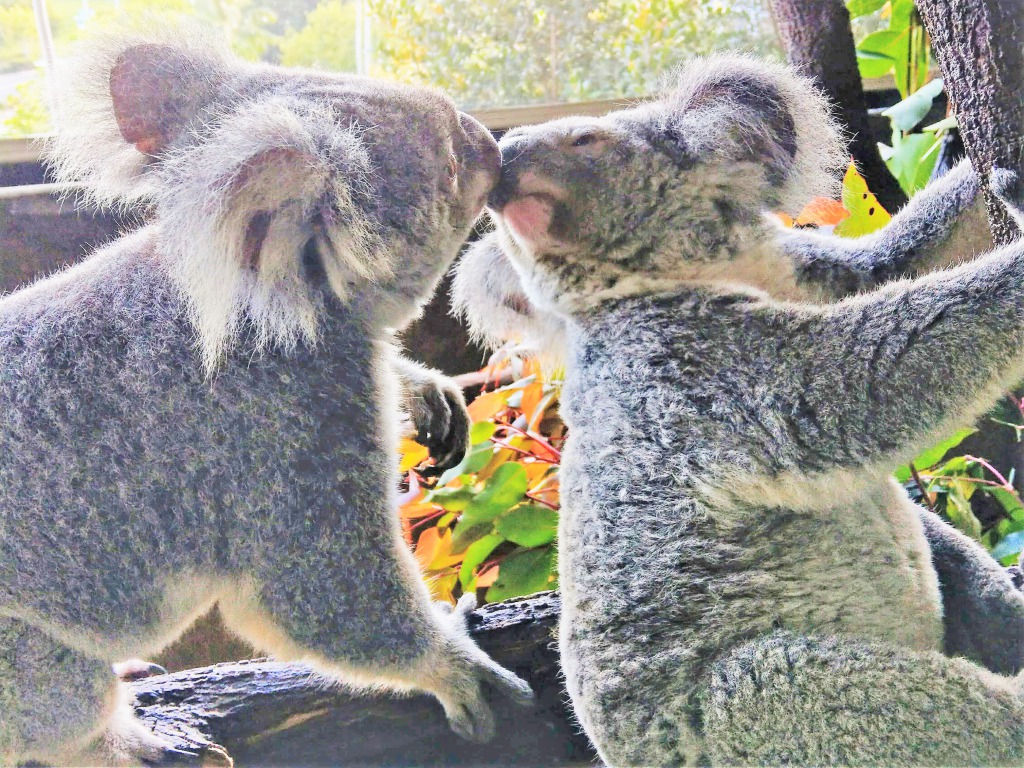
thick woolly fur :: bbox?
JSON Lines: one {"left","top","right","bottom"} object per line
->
{"left": 471, "top": 52, "right": 1024, "bottom": 766}
{"left": 0, "top": 27, "right": 533, "bottom": 765}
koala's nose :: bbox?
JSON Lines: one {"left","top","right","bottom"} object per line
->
{"left": 459, "top": 112, "right": 500, "bottom": 195}
{"left": 489, "top": 134, "right": 530, "bottom": 211}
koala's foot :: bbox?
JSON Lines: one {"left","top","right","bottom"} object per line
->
{"left": 990, "top": 166, "right": 1024, "bottom": 229}
{"left": 427, "top": 594, "right": 534, "bottom": 742}
{"left": 407, "top": 374, "right": 471, "bottom": 476}
{"left": 113, "top": 659, "right": 169, "bottom": 682}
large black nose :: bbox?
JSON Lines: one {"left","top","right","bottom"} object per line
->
{"left": 488, "top": 133, "right": 529, "bottom": 210}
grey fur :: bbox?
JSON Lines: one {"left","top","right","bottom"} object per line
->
{"left": 453, "top": 160, "right": 1024, "bottom": 678}
{"left": 1, "top": 28, "right": 531, "bottom": 765}
{"left": 474, "top": 52, "right": 1024, "bottom": 766}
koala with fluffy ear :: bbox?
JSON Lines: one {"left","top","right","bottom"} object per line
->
{"left": 452, "top": 159, "right": 1024, "bottom": 679}
{"left": 0, "top": 26, "right": 531, "bottom": 766}
{"left": 480, "top": 52, "right": 1024, "bottom": 765}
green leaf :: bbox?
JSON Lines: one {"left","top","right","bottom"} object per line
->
{"left": 856, "top": 30, "right": 904, "bottom": 79}
{"left": 470, "top": 421, "right": 497, "bottom": 445}
{"left": 459, "top": 533, "right": 506, "bottom": 589}
{"left": 894, "top": 428, "right": 977, "bottom": 482}
{"left": 886, "top": 131, "right": 943, "bottom": 196}
{"left": 427, "top": 485, "right": 477, "bottom": 512}
{"left": 458, "top": 463, "right": 529, "bottom": 529}
{"left": 991, "top": 487, "right": 1024, "bottom": 520}
{"left": 486, "top": 546, "right": 557, "bottom": 602}
{"left": 451, "top": 522, "right": 494, "bottom": 553}
{"left": 882, "top": 78, "right": 943, "bottom": 132}
{"left": 923, "top": 116, "right": 957, "bottom": 133}
{"left": 846, "top": 0, "right": 886, "bottom": 19}
{"left": 945, "top": 485, "right": 983, "bottom": 541}
{"left": 855, "top": 48, "right": 897, "bottom": 80}
{"left": 496, "top": 504, "right": 558, "bottom": 548}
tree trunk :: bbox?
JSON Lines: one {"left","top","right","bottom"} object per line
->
{"left": 129, "top": 592, "right": 597, "bottom": 767}
{"left": 916, "top": 0, "right": 1024, "bottom": 245}
{"left": 767, "top": 0, "right": 908, "bottom": 213}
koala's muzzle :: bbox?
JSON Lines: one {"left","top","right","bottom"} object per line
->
{"left": 458, "top": 112, "right": 501, "bottom": 211}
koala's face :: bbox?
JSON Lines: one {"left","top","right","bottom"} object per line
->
{"left": 483, "top": 56, "right": 843, "bottom": 314}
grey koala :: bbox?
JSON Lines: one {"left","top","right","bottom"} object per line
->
{"left": 452, "top": 157, "right": 1024, "bottom": 680}
{"left": 473, "top": 52, "right": 1024, "bottom": 766}
{"left": 0, "top": 26, "right": 531, "bottom": 766}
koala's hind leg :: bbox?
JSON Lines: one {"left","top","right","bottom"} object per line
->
{"left": 0, "top": 617, "right": 168, "bottom": 766}
{"left": 704, "top": 630, "right": 1024, "bottom": 766}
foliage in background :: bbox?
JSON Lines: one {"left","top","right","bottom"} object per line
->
{"left": 848, "top": 0, "right": 951, "bottom": 197}
{"left": 369, "top": 0, "right": 777, "bottom": 109}
{"left": 1, "top": 0, "right": 777, "bottom": 136}
{"left": 399, "top": 357, "right": 562, "bottom": 604}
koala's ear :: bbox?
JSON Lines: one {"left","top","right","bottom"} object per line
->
{"left": 662, "top": 54, "right": 846, "bottom": 211}
{"left": 108, "top": 43, "right": 222, "bottom": 155}
{"left": 44, "top": 26, "right": 231, "bottom": 206}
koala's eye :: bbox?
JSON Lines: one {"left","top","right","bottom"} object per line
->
{"left": 447, "top": 152, "right": 459, "bottom": 182}
{"left": 571, "top": 133, "right": 599, "bottom": 148}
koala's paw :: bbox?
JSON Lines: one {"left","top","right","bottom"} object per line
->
{"left": 990, "top": 166, "right": 1024, "bottom": 228}
{"left": 112, "top": 658, "right": 168, "bottom": 682}
{"left": 431, "top": 594, "right": 535, "bottom": 742}
{"left": 407, "top": 376, "right": 471, "bottom": 476}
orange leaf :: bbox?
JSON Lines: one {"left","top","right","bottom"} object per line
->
{"left": 476, "top": 565, "right": 499, "bottom": 588}
{"left": 467, "top": 390, "right": 509, "bottom": 421}
{"left": 795, "top": 197, "right": 849, "bottom": 227}
{"left": 774, "top": 212, "right": 795, "bottom": 228}
{"left": 428, "top": 528, "right": 464, "bottom": 570}
{"left": 400, "top": 500, "right": 441, "bottom": 520}
{"left": 523, "top": 460, "right": 553, "bottom": 485}
{"left": 520, "top": 382, "right": 544, "bottom": 422}
{"left": 415, "top": 527, "right": 440, "bottom": 569}
{"left": 476, "top": 448, "right": 518, "bottom": 481}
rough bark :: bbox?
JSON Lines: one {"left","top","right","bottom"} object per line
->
{"left": 130, "top": 592, "right": 596, "bottom": 767}
{"left": 916, "top": 0, "right": 1024, "bottom": 245}
{"left": 768, "top": 0, "right": 908, "bottom": 213}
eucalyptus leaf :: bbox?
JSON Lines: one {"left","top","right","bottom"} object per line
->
{"left": 496, "top": 504, "right": 559, "bottom": 548}
{"left": 459, "top": 533, "right": 506, "bottom": 589}
{"left": 991, "top": 530, "right": 1024, "bottom": 561}
{"left": 486, "top": 546, "right": 557, "bottom": 602}
{"left": 893, "top": 428, "right": 976, "bottom": 483}
{"left": 458, "top": 462, "right": 529, "bottom": 529}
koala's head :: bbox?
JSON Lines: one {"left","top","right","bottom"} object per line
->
{"left": 487, "top": 54, "right": 844, "bottom": 314}
{"left": 45, "top": 23, "right": 499, "bottom": 371}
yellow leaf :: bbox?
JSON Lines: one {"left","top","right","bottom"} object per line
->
{"left": 467, "top": 390, "right": 509, "bottom": 421}
{"left": 834, "top": 162, "right": 892, "bottom": 237}
{"left": 399, "top": 438, "right": 429, "bottom": 472}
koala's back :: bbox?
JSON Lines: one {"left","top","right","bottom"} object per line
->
{"left": 558, "top": 290, "right": 943, "bottom": 764}
{"left": 0, "top": 228, "right": 405, "bottom": 661}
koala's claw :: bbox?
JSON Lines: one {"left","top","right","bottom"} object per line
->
{"left": 411, "top": 382, "right": 470, "bottom": 476}
{"left": 112, "top": 658, "right": 168, "bottom": 682}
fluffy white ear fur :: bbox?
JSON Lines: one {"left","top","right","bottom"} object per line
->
{"left": 155, "top": 97, "right": 389, "bottom": 373}
{"left": 665, "top": 53, "right": 847, "bottom": 214}
{"left": 43, "top": 21, "right": 229, "bottom": 208}
{"left": 45, "top": 25, "right": 391, "bottom": 374}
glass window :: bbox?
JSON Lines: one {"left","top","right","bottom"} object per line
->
{"left": 1, "top": 0, "right": 779, "bottom": 138}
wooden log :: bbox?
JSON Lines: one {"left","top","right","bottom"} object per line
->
{"left": 130, "top": 592, "right": 596, "bottom": 766}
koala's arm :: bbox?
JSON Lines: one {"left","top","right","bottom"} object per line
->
{"left": 777, "top": 160, "right": 991, "bottom": 299}
{"left": 763, "top": 172, "right": 1024, "bottom": 470}
{"left": 919, "top": 509, "right": 1024, "bottom": 675}
{"left": 392, "top": 354, "right": 470, "bottom": 474}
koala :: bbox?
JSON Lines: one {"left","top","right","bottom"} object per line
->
{"left": 0, "top": 26, "right": 531, "bottom": 766}
{"left": 474, "top": 52, "right": 1024, "bottom": 765}
{"left": 453, "top": 159, "right": 1024, "bottom": 679}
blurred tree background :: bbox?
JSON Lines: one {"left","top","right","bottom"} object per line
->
{"left": 0, "top": 0, "right": 777, "bottom": 136}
